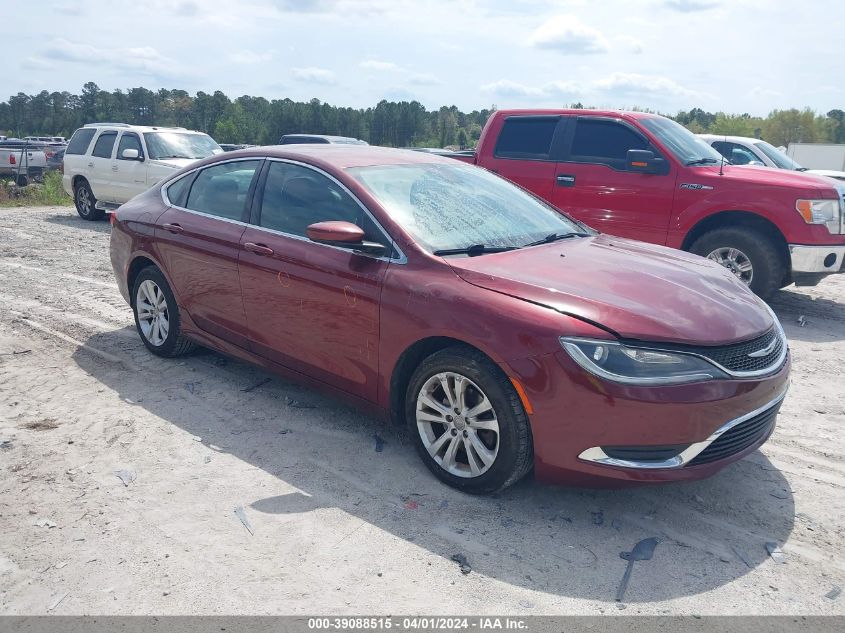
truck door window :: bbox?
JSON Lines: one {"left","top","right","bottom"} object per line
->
{"left": 117, "top": 133, "right": 144, "bottom": 160}
{"left": 494, "top": 117, "right": 558, "bottom": 160}
{"left": 91, "top": 132, "right": 117, "bottom": 159}
{"left": 569, "top": 119, "right": 649, "bottom": 170}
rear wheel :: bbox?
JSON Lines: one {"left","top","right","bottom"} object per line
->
{"left": 74, "top": 179, "right": 104, "bottom": 221}
{"left": 406, "top": 347, "right": 533, "bottom": 494}
{"left": 132, "top": 267, "right": 195, "bottom": 358}
{"left": 690, "top": 227, "right": 785, "bottom": 299}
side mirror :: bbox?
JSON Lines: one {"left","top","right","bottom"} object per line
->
{"left": 627, "top": 149, "right": 662, "bottom": 174}
{"left": 122, "top": 148, "right": 142, "bottom": 161}
{"left": 306, "top": 221, "right": 387, "bottom": 257}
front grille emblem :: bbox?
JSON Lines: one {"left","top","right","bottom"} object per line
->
{"left": 748, "top": 338, "right": 778, "bottom": 358}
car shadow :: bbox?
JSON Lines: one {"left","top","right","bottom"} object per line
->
{"left": 43, "top": 210, "right": 111, "bottom": 234}
{"left": 72, "top": 328, "right": 795, "bottom": 604}
{"left": 769, "top": 288, "right": 845, "bottom": 343}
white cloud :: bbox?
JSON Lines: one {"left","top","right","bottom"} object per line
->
{"left": 593, "top": 72, "right": 699, "bottom": 98}
{"left": 481, "top": 79, "right": 546, "bottom": 98}
{"left": 360, "top": 59, "right": 401, "bottom": 72}
{"left": 480, "top": 79, "right": 581, "bottom": 99}
{"left": 409, "top": 73, "right": 441, "bottom": 86}
{"left": 748, "top": 86, "right": 784, "bottom": 99}
{"left": 230, "top": 50, "right": 273, "bottom": 64}
{"left": 40, "top": 38, "right": 182, "bottom": 79}
{"left": 273, "top": 0, "right": 405, "bottom": 16}
{"left": 616, "top": 35, "right": 644, "bottom": 54}
{"left": 663, "top": 0, "right": 720, "bottom": 12}
{"left": 529, "top": 15, "right": 609, "bottom": 54}
{"left": 291, "top": 66, "right": 337, "bottom": 84}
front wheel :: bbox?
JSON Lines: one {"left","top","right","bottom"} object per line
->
{"left": 406, "top": 347, "right": 533, "bottom": 494}
{"left": 132, "top": 267, "right": 195, "bottom": 358}
{"left": 74, "top": 180, "right": 105, "bottom": 221}
{"left": 690, "top": 227, "right": 785, "bottom": 299}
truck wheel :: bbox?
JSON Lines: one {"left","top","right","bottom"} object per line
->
{"left": 405, "top": 346, "right": 533, "bottom": 494}
{"left": 74, "top": 180, "right": 105, "bottom": 221}
{"left": 690, "top": 227, "right": 784, "bottom": 299}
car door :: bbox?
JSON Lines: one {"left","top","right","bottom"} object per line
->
{"left": 482, "top": 115, "right": 565, "bottom": 201}
{"left": 111, "top": 132, "right": 148, "bottom": 203}
{"left": 88, "top": 130, "right": 119, "bottom": 202}
{"left": 237, "top": 160, "right": 394, "bottom": 400}
{"left": 154, "top": 158, "right": 263, "bottom": 349}
{"left": 551, "top": 117, "right": 676, "bottom": 245}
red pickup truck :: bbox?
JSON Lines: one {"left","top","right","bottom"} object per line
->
{"left": 453, "top": 109, "right": 845, "bottom": 297}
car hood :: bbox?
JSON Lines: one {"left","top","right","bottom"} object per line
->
{"left": 447, "top": 234, "right": 773, "bottom": 345}
{"left": 706, "top": 164, "right": 840, "bottom": 194}
{"left": 148, "top": 157, "right": 199, "bottom": 170}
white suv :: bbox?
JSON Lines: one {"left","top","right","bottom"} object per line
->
{"left": 63, "top": 123, "right": 223, "bottom": 220}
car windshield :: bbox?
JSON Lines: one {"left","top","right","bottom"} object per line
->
{"left": 347, "top": 162, "right": 590, "bottom": 253}
{"left": 143, "top": 132, "right": 222, "bottom": 160}
{"left": 640, "top": 116, "right": 723, "bottom": 165}
{"left": 754, "top": 141, "right": 803, "bottom": 170}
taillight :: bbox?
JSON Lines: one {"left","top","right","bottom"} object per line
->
{"left": 109, "top": 213, "right": 117, "bottom": 227}
{"left": 9, "top": 154, "right": 15, "bottom": 165}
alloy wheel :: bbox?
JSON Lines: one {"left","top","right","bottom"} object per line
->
{"left": 416, "top": 371, "right": 500, "bottom": 478}
{"left": 707, "top": 246, "right": 754, "bottom": 284}
{"left": 136, "top": 280, "right": 170, "bottom": 346}
{"left": 77, "top": 186, "right": 92, "bottom": 216}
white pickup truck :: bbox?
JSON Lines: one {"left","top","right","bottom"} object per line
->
{"left": 0, "top": 140, "right": 47, "bottom": 185}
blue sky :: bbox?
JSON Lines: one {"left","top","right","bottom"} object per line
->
{"left": 9, "top": 0, "right": 844, "bottom": 115}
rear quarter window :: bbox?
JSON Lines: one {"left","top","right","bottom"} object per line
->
{"left": 494, "top": 117, "right": 559, "bottom": 160}
{"left": 65, "top": 128, "right": 97, "bottom": 155}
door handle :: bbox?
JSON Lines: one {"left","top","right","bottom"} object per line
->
{"left": 556, "top": 174, "right": 576, "bottom": 187}
{"left": 161, "top": 223, "right": 183, "bottom": 234}
{"left": 244, "top": 242, "right": 274, "bottom": 256}
{"left": 112, "top": 165, "right": 119, "bottom": 171}
{"left": 87, "top": 162, "right": 94, "bottom": 168}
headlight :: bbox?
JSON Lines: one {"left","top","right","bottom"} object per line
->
{"left": 560, "top": 337, "right": 727, "bottom": 385}
{"left": 795, "top": 199, "right": 843, "bottom": 234}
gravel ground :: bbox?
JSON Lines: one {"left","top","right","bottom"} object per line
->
{"left": 1, "top": 205, "right": 844, "bottom": 615}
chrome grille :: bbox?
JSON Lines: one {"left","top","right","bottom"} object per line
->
{"left": 681, "top": 328, "right": 785, "bottom": 374}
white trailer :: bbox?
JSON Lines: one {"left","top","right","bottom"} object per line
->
{"left": 787, "top": 143, "right": 845, "bottom": 171}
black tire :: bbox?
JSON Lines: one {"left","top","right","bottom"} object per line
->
{"left": 74, "top": 179, "right": 105, "bottom": 221}
{"left": 405, "top": 346, "right": 533, "bottom": 494}
{"left": 690, "top": 227, "right": 785, "bottom": 299}
{"left": 131, "top": 267, "right": 195, "bottom": 358}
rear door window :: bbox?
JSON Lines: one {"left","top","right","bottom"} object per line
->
{"left": 568, "top": 119, "right": 649, "bottom": 169}
{"left": 66, "top": 128, "right": 97, "bottom": 155}
{"left": 185, "top": 160, "right": 262, "bottom": 221}
{"left": 494, "top": 117, "right": 559, "bottom": 160}
{"left": 91, "top": 132, "right": 118, "bottom": 159}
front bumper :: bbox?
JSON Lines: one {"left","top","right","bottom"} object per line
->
{"left": 789, "top": 244, "right": 845, "bottom": 274}
{"left": 506, "top": 348, "right": 791, "bottom": 487}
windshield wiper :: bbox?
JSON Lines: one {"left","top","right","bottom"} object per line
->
{"left": 155, "top": 154, "right": 193, "bottom": 159}
{"left": 433, "top": 244, "right": 520, "bottom": 257}
{"left": 796, "top": 167, "right": 809, "bottom": 171}
{"left": 523, "top": 231, "right": 591, "bottom": 248}
{"left": 685, "top": 157, "right": 721, "bottom": 166}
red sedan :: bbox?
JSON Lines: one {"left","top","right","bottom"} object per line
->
{"left": 109, "top": 145, "right": 790, "bottom": 494}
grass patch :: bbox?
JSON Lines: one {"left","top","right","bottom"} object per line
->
{"left": 0, "top": 171, "right": 73, "bottom": 207}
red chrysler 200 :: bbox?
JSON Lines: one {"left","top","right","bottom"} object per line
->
{"left": 109, "top": 145, "right": 790, "bottom": 494}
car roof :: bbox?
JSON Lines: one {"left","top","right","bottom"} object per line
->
{"left": 219, "top": 144, "right": 458, "bottom": 170}
{"left": 697, "top": 134, "right": 763, "bottom": 144}
{"left": 82, "top": 123, "right": 206, "bottom": 134}
{"left": 493, "top": 108, "right": 662, "bottom": 120}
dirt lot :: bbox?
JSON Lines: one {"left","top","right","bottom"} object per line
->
{"left": 1, "top": 205, "right": 844, "bottom": 616}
